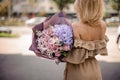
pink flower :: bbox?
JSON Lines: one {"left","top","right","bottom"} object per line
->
{"left": 55, "top": 52, "right": 61, "bottom": 56}
{"left": 63, "top": 45, "right": 70, "bottom": 51}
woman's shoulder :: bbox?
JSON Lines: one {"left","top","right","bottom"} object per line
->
{"left": 72, "top": 21, "right": 84, "bottom": 26}
{"left": 72, "top": 21, "right": 106, "bottom": 39}
{"left": 71, "top": 22, "right": 83, "bottom": 38}
{"left": 72, "top": 22, "right": 83, "bottom": 31}
{"left": 100, "top": 20, "right": 106, "bottom": 33}
{"left": 72, "top": 22, "right": 79, "bottom": 28}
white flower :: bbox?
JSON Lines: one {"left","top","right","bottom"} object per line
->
{"left": 36, "top": 31, "right": 42, "bottom": 36}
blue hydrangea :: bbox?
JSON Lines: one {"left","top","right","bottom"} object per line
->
{"left": 53, "top": 24, "right": 73, "bottom": 47}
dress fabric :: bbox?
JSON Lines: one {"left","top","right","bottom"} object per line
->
{"left": 64, "top": 36, "right": 109, "bottom": 80}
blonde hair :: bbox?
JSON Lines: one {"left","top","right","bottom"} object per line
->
{"left": 74, "top": 0, "right": 105, "bottom": 26}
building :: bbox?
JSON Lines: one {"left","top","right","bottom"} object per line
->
{"left": 12, "top": 0, "right": 75, "bottom": 17}
{"left": 1, "top": 0, "right": 117, "bottom": 17}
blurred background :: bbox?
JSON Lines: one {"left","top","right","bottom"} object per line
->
{"left": 0, "top": 0, "right": 120, "bottom": 80}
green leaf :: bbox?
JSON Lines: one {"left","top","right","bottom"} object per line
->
{"left": 61, "top": 50, "right": 68, "bottom": 56}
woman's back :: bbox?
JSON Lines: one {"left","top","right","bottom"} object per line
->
{"left": 64, "top": 21, "right": 108, "bottom": 80}
{"left": 72, "top": 21, "right": 106, "bottom": 41}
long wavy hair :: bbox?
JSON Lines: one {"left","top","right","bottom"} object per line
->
{"left": 74, "top": 0, "right": 105, "bottom": 26}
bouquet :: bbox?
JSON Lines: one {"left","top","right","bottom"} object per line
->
{"left": 35, "top": 24, "right": 73, "bottom": 63}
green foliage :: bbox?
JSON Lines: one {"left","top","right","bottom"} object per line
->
{"left": 0, "top": 33, "right": 19, "bottom": 38}
{"left": 53, "top": 0, "right": 74, "bottom": 11}
{"left": 60, "top": 50, "right": 68, "bottom": 57}
{"left": 110, "top": 0, "right": 120, "bottom": 10}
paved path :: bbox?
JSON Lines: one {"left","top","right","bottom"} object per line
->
{"left": 0, "top": 27, "right": 120, "bottom": 80}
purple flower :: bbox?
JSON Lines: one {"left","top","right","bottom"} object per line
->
{"left": 53, "top": 24, "right": 73, "bottom": 46}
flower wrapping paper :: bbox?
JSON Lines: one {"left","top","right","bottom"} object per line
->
{"left": 29, "top": 12, "right": 73, "bottom": 63}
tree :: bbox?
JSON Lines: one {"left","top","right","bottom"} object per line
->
{"left": 0, "top": 0, "right": 13, "bottom": 19}
{"left": 53, "top": 0, "right": 74, "bottom": 11}
{"left": 0, "top": 0, "right": 9, "bottom": 16}
{"left": 110, "top": 0, "right": 120, "bottom": 22}
{"left": 110, "top": 0, "right": 120, "bottom": 11}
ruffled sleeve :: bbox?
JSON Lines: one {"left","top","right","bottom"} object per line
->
{"left": 66, "top": 35, "right": 109, "bottom": 64}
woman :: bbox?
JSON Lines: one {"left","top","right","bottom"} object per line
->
{"left": 64, "top": 0, "right": 109, "bottom": 80}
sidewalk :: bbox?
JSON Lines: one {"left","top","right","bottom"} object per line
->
{"left": 0, "top": 26, "right": 33, "bottom": 55}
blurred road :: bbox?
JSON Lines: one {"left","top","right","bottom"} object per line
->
{"left": 0, "top": 26, "right": 120, "bottom": 80}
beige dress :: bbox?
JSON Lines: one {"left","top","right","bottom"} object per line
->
{"left": 64, "top": 36, "right": 109, "bottom": 80}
